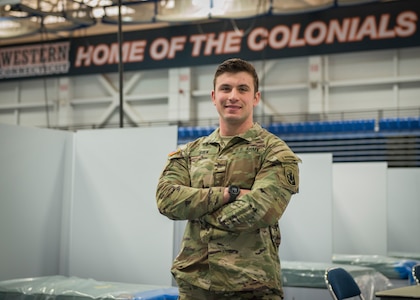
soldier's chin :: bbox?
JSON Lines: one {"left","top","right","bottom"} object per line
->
{"left": 224, "top": 115, "right": 243, "bottom": 124}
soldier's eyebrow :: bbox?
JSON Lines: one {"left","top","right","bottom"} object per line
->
{"left": 237, "top": 84, "right": 250, "bottom": 90}
{"left": 218, "top": 83, "right": 251, "bottom": 90}
{"left": 218, "top": 84, "right": 232, "bottom": 90}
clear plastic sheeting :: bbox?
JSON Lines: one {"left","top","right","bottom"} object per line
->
{"left": 332, "top": 254, "right": 420, "bottom": 280}
{"left": 281, "top": 261, "right": 392, "bottom": 300}
{"left": 0, "top": 276, "right": 178, "bottom": 300}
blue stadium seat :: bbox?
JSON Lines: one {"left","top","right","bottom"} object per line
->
{"left": 178, "top": 126, "right": 195, "bottom": 139}
{"left": 315, "top": 121, "right": 324, "bottom": 132}
{"left": 331, "top": 121, "right": 343, "bottom": 132}
{"left": 177, "top": 127, "right": 187, "bottom": 139}
{"left": 411, "top": 117, "right": 420, "bottom": 130}
{"left": 268, "top": 123, "right": 281, "bottom": 134}
{"left": 379, "top": 117, "right": 420, "bottom": 131}
{"left": 272, "top": 123, "right": 282, "bottom": 134}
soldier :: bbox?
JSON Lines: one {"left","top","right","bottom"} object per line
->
{"left": 156, "top": 58, "right": 301, "bottom": 299}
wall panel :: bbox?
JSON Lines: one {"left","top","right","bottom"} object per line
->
{"left": 279, "top": 153, "right": 333, "bottom": 262}
{"left": 387, "top": 168, "right": 420, "bottom": 253}
{"left": 69, "top": 126, "right": 177, "bottom": 286}
{"left": 332, "top": 162, "right": 388, "bottom": 255}
{"left": 0, "top": 124, "right": 73, "bottom": 281}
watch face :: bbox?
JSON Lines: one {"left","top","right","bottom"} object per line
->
{"left": 230, "top": 186, "right": 240, "bottom": 195}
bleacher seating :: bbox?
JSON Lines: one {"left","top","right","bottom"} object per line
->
{"left": 379, "top": 117, "right": 420, "bottom": 131}
{"left": 178, "top": 125, "right": 216, "bottom": 140}
{"left": 268, "top": 119, "right": 376, "bottom": 135}
{"left": 177, "top": 118, "right": 420, "bottom": 167}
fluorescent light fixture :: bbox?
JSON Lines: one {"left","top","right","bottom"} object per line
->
{"left": 156, "top": 0, "right": 211, "bottom": 22}
{"left": 211, "top": 0, "right": 270, "bottom": 19}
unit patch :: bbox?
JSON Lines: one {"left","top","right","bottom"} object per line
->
{"left": 285, "top": 166, "right": 296, "bottom": 186}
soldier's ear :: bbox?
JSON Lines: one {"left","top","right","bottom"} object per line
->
{"left": 253, "top": 91, "right": 261, "bottom": 107}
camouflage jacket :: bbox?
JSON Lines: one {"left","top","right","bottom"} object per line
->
{"left": 156, "top": 123, "right": 301, "bottom": 294}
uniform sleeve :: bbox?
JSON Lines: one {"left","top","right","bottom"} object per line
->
{"left": 202, "top": 148, "right": 301, "bottom": 232}
{"left": 156, "top": 148, "right": 227, "bottom": 221}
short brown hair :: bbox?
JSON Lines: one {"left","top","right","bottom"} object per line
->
{"left": 213, "top": 58, "right": 259, "bottom": 93}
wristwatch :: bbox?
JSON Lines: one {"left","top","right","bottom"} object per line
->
{"left": 228, "top": 185, "right": 240, "bottom": 202}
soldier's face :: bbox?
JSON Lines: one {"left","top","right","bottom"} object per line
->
{"left": 211, "top": 71, "right": 260, "bottom": 126}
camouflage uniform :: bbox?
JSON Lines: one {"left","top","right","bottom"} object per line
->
{"left": 156, "top": 123, "right": 300, "bottom": 299}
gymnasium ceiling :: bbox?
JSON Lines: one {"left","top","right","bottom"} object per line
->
{"left": 0, "top": 0, "right": 387, "bottom": 47}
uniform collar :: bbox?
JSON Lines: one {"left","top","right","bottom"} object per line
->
{"left": 203, "top": 123, "right": 263, "bottom": 145}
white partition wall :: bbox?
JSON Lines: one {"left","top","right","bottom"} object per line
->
{"left": 280, "top": 153, "right": 333, "bottom": 263}
{"left": 0, "top": 124, "right": 73, "bottom": 281}
{"left": 387, "top": 168, "right": 420, "bottom": 253}
{"left": 332, "top": 162, "right": 388, "bottom": 255}
{"left": 69, "top": 126, "right": 177, "bottom": 286}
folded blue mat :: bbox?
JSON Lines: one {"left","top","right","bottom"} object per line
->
{"left": 133, "top": 287, "right": 178, "bottom": 300}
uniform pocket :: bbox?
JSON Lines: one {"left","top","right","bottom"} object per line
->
{"left": 269, "top": 224, "right": 281, "bottom": 248}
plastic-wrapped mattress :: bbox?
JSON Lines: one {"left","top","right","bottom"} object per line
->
{"left": 0, "top": 276, "right": 178, "bottom": 300}
{"left": 388, "top": 252, "right": 420, "bottom": 261}
{"left": 332, "top": 254, "right": 419, "bottom": 280}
